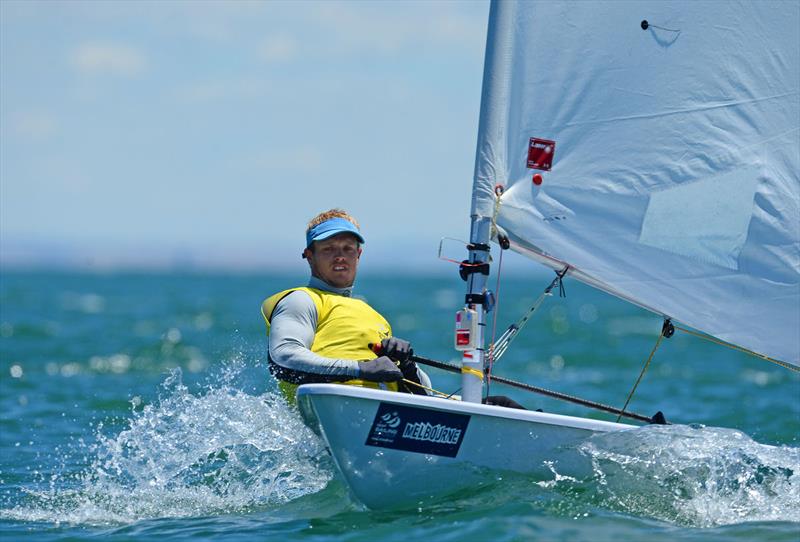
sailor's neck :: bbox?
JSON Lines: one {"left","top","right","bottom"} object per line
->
{"left": 308, "top": 275, "right": 353, "bottom": 297}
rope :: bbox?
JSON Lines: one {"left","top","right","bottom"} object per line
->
{"left": 673, "top": 325, "right": 799, "bottom": 372}
{"left": 641, "top": 20, "right": 681, "bottom": 33}
{"left": 492, "top": 267, "right": 569, "bottom": 362}
{"left": 401, "top": 378, "right": 452, "bottom": 398}
{"left": 489, "top": 184, "right": 505, "bottom": 239}
{"left": 461, "top": 366, "right": 484, "bottom": 379}
{"left": 615, "top": 320, "right": 668, "bottom": 422}
{"left": 480, "top": 182, "right": 506, "bottom": 396}
{"left": 486, "top": 244, "right": 505, "bottom": 396}
{"left": 410, "top": 354, "right": 662, "bottom": 424}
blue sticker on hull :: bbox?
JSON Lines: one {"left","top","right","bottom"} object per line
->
{"left": 366, "top": 402, "right": 470, "bottom": 458}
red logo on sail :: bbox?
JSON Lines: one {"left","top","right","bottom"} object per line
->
{"left": 527, "top": 138, "right": 555, "bottom": 171}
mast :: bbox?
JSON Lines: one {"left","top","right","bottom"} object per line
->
{"left": 459, "top": 0, "right": 515, "bottom": 403}
{"left": 459, "top": 218, "right": 491, "bottom": 403}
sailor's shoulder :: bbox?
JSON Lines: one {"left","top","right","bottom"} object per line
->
{"left": 263, "top": 287, "right": 320, "bottom": 322}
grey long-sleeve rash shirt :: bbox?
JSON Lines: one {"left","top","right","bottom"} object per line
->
{"left": 268, "top": 276, "right": 361, "bottom": 378}
{"left": 268, "top": 276, "right": 431, "bottom": 388}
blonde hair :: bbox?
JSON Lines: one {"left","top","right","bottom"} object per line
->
{"left": 306, "top": 208, "right": 360, "bottom": 232}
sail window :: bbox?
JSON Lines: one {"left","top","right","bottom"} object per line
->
{"left": 638, "top": 167, "right": 758, "bottom": 270}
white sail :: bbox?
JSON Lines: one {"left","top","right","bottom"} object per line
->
{"left": 472, "top": 0, "right": 800, "bottom": 366}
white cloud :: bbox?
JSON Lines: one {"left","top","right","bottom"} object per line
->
{"left": 174, "top": 77, "right": 273, "bottom": 103}
{"left": 10, "top": 111, "right": 58, "bottom": 141}
{"left": 246, "top": 2, "right": 486, "bottom": 65}
{"left": 70, "top": 43, "right": 147, "bottom": 77}
{"left": 308, "top": 2, "right": 485, "bottom": 57}
{"left": 258, "top": 34, "right": 299, "bottom": 63}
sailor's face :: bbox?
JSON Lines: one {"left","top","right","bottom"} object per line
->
{"left": 305, "top": 233, "right": 362, "bottom": 288}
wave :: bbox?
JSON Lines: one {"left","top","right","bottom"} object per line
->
{"left": 2, "top": 365, "right": 334, "bottom": 526}
{"left": 562, "top": 424, "right": 800, "bottom": 527}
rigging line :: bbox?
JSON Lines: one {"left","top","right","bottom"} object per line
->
{"left": 410, "top": 354, "right": 661, "bottom": 424}
{"left": 616, "top": 318, "right": 670, "bottom": 423}
{"left": 647, "top": 23, "right": 680, "bottom": 32}
{"left": 401, "top": 378, "right": 451, "bottom": 398}
{"left": 673, "top": 325, "right": 800, "bottom": 373}
{"left": 640, "top": 20, "right": 681, "bottom": 33}
{"left": 492, "top": 266, "right": 570, "bottom": 362}
{"left": 485, "top": 182, "right": 506, "bottom": 398}
{"left": 445, "top": 387, "right": 461, "bottom": 400}
{"left": 489, "top": 183, "right": 505, "bottom": 240}
{"left": 486, "top": 245, "right": 505, "bottom": 398}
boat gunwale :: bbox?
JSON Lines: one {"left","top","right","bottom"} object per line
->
{"left": 296, "top": 383, "right": 635, "bottom": 433}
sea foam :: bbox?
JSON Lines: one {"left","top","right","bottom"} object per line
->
{"left": 2, "top": 366, "right": 333, "bottom": 526}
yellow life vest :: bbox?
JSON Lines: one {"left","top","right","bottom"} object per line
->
{"left": 261, "top": 287, "right": 398, "bottom": 399}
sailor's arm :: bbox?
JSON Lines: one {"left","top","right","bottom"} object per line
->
{"left": 268, "top": 291, "right": 361, "bottom": 379}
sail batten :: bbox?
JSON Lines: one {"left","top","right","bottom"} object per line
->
{"left": 473, "top": 0, "right": 800, "bottom": 366}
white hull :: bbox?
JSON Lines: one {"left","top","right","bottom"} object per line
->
{"left": 296, "top": 384, "right": 633, "bottom": 509}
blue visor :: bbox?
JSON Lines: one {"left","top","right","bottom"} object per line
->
{"left": 306, "top": 217, "right": 365, "bottom": 248}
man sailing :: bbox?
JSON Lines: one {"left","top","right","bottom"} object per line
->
{"left": 261, "top": 209, "right": 431, "bottom": 401}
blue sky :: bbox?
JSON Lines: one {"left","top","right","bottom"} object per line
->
{"left": 1, "top": 0, "right": 494, "bottom": 272}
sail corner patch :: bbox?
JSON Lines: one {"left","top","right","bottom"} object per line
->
{"left": 366, "top": 403, "right": 470, "bottom": 458}
{"left": 527, "top": 138, "right": 556, "bottom": 171}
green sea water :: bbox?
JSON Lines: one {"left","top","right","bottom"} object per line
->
{"left": 1, "top": 270, "right": 798, "bottom": 541}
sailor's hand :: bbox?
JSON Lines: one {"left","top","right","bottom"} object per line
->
{"left": 398, "top": 358, "right": 428, "bottom": 395}
{"left": 358, "top": 356, "right": 403, "bottom": 382}
{"left": 380, "top": 337, "right": 413, "bottom": 362}
{"left": 398, "top": 358, "right": 421, "bottom": 383}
